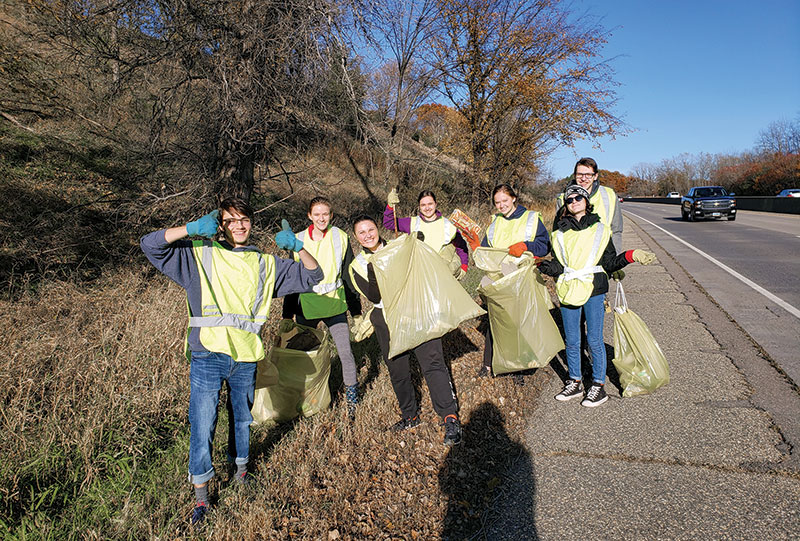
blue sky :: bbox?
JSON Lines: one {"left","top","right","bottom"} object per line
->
{"left": 545, "top": 0, "right": 800, "bottom": 178}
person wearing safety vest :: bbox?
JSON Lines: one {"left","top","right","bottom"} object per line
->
{"left": 461, "top": 183, "right": 550, "bottom": 380}
{"left": 140, "top": 198, "right": 322, "bottom": 527}
{"left": 347, "top": 215, "right": 462, "bottom": 447}
{"left": 384, "top": 189, "right": 469, "bottom": 279}
{"left": 281, "top": 196, "right": 362, "bottom": 419}
{"left": 537, "top": 185, "right": 656, "bottom": 407}
{"left": 556, "top": 157, "right": 623, "bottom": 255}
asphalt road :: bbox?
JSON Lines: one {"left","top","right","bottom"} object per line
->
{"left": 621, "top": 202, "right": 800, "bottom": 387}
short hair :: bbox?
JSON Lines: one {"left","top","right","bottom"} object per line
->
{"left": 352, "top": 214, "right": 377, "bottom": 230}
{"left": 573, "top": 157, "right": 598, "bottom": 175}
{"left": 491, "top": 183, "right": 517, "bottom": 201}
{"left": 308, "top": 196, "right": 332, "bottom": 213}
{"left": 417, "top": 190, "right": 437, "bottom": 203}
{"left": 218, "top": 197, "right": 254, "bottom": 220}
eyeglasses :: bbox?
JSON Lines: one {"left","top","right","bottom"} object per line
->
{"left": 575, "top": 173, "right": 596, "bottom": 179}
{"left": 565, "top": 195, "right": 585, "bottom": 204}
{"left": 222, "top": 217, "right": 251, "bottom": 227}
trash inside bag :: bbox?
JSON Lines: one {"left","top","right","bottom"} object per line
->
{"left": 475, "top": 248, "right": 563, "bottom": 374}
{"left": 611, "top": 282, "right": 670, "bottom": 397}
{"left": 251, "top": 320, "right": 333, "bottom": 422}
{"left": 370, "top": 234, "right": 485, "bottom": 358}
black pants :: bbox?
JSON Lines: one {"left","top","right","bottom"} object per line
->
{"left": 371, "top": 308, "right": 458, "bottom": 419}
{"left": 483, "top": 321, "right": 494, "bottom": 368}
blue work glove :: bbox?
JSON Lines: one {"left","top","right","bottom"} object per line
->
{"left": 275, "top": 219, "right": 304, "bottom": 251}
{"left": 186, "top": 210, "right": 219, "bottom": 238}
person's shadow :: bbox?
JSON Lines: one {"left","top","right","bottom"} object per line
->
{"left": 438, "top": 402, "right": 537, "bottom": 540}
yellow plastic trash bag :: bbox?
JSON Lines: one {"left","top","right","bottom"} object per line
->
{"left": 251, "top": 320, "right": 333, "bottom": 423}
{"left": 438, "top": 243, "right": 463, "bottom": 277}
{"left": 370, "top": 234, "right": 485, "bottom": 358}
{"left": 611, "top": 282, "right": 670, "bottom": 397}
{"left": 475, "top": 248, "right": 564, "bottom": 375}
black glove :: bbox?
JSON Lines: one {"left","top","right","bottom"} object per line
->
{"left": 536, "top": 259, "right": 555, "bottom": 276}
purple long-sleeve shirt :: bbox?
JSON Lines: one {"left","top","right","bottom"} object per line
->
{"left": 383, "top": 205, "right": 469, "bottom": 268}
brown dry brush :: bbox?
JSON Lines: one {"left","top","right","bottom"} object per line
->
{"left": 0, "top": 265, "right": 553, "bottom": 538}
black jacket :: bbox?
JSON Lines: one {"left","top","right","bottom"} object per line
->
{"left": 538, "top": 212, "right": 631, "bottom": 306}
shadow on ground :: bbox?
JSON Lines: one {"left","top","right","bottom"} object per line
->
{"left": 439, "top": 402, "right": 536, "bottom": 540}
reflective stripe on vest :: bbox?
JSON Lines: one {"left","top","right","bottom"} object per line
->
{"left": 186, "top": 241, "right": 276, "bottom": 362}
{"left": 552, "top": 223, "right": 610, "bottom": 306}
{"left": 296, "top": 228, "right": 344, "bottom": 294}
{"left": 349, "top": 251, "right": 382, "bottom": 309}
{"left": 188, "top": 242, "right": 272, "bottom": 334}
{"left": 411, "top": 216, "right": 456, "bottom": 252}
{"left": 486, "top": 210, "right": 539, "bottom": 249}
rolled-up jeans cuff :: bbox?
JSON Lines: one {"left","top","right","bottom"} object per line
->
{"left": 227, "top": 454, "right": 249, "bottom": 466}
{"left": 188, "top": 467, "right": 215, "bottom": 485}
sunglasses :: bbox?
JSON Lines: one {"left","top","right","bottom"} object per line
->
{"left": 565, "top": 195, "right": 586, "bottom": 205}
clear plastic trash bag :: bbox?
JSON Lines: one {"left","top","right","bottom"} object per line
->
{"left": 251, "top": 320, "right": 333, "bottom": 423}
{"left": 611, "top": 282, "right": 670, "bottom": 397}
{"left": 474, "top": 248, "right": 564, "bottom": 375}
{"left": 370, "top": 234, "right": 485, "bottom": 358}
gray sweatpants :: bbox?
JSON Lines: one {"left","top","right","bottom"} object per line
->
{"left": 296, "top": 311, "right": 357, "bottom": 386}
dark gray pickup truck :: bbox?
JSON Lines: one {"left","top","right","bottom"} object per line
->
{"left": 681, "top": 186, "right": 737, "bottom": 221}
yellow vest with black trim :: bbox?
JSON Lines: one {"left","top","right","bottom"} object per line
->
{"left": 347, "top": 250, "right": 383, "bottom": 309}
{"left": 551, "top": 222, "right": 611, "bottom": 306}
{"left": 558, "top": 186, "right": 617, "bottom": 227}
{"left": 294, "top": 226, "right": 348, "bottom": 319}
{"left": 410, "top": 215, "right": 457, "bottom": 252}
{"left": 485, "top": 209, "right": 541, "bottom": 249}
{"left": 188, "top": 240, "right": 275, "bottom": 362}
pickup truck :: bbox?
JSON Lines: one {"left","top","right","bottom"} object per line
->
{"left": 681, "top": 186, "right": 736, "bottom": 221}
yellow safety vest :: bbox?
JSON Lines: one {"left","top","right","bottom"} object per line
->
{"left": 558, "top": 186, "right": 617, "bottom": 227}
{"left": 551, "top": 222, "right": 611, "bottom": 306}
{"left": 347, "top": 250, "right": 383, "bottom": 309}
{"left": 189, "top": 240, "right": 276, "bottom": 362}
{"left": 410, "top": 215, "right": 457, "bottom": 252}
{"left": 294, "top": 226, "right": 348, "bottom": 319}
{"left": 485, "top": 210, "right": 541, "bottom": 250}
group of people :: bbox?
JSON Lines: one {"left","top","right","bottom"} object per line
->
{"left": 140, "top": 157, "right": 655, "bottom": 525}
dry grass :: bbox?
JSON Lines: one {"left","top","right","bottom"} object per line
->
{"left": 0, "top": 260, "right": 554, "bottom": 539}
{"left": 0, "top": 119, "right": 560, "bottom": 539}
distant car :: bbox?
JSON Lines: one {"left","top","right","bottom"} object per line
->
{"left": 681, "top": 186, "right": 736, "bottom": 221}
{"left": 618, "top": 196, "right": 623, "bottom": 203}
{"left": 777, "top": 189, "right": 800, "bottom": 198}
{"left": 667, "top": 192, "right": 681, "bottom": 198}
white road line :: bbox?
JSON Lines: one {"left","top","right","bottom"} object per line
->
{"left": 624, "top": 210, "right": 800, "bottom": 320}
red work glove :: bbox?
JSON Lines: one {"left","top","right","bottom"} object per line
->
{"left": 463, "top": 230, "right": 481, "bottom": 251}
{"left": 508, "top": 242, "right": 527, "bottom": 258}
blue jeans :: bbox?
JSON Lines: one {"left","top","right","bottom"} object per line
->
{"left": 560, "top": 294, "right": 606, "bottom": 385}
{"left": 188, "top": 351, "right": 257, "bottom": 485}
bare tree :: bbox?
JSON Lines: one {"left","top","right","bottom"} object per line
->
{"left": 756, "top": 117, "right": 800, "bottom": 156}
{"left": 432, "top": 0, "right": 625, "bottom": 202}
{"left": 1, "top": 0, "right": 358, "bottom": 202}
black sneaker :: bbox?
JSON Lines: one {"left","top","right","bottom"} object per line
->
{"left": 581, "top": 384, "right": 608, "bottom": 407}
{"left": 389, "top": 415, "right": 420, "bottom": 432}
{"left": 555, "top": 380, "right": 583, "bottom": 401}
{"left": 191, "top": 503, "right": 209, "bottom": 526}
{"left": 442, "top": 415, "right": 462, "bottom": 446}
{"left": 476, "top": 365, "right": 492, "bottom": 378}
